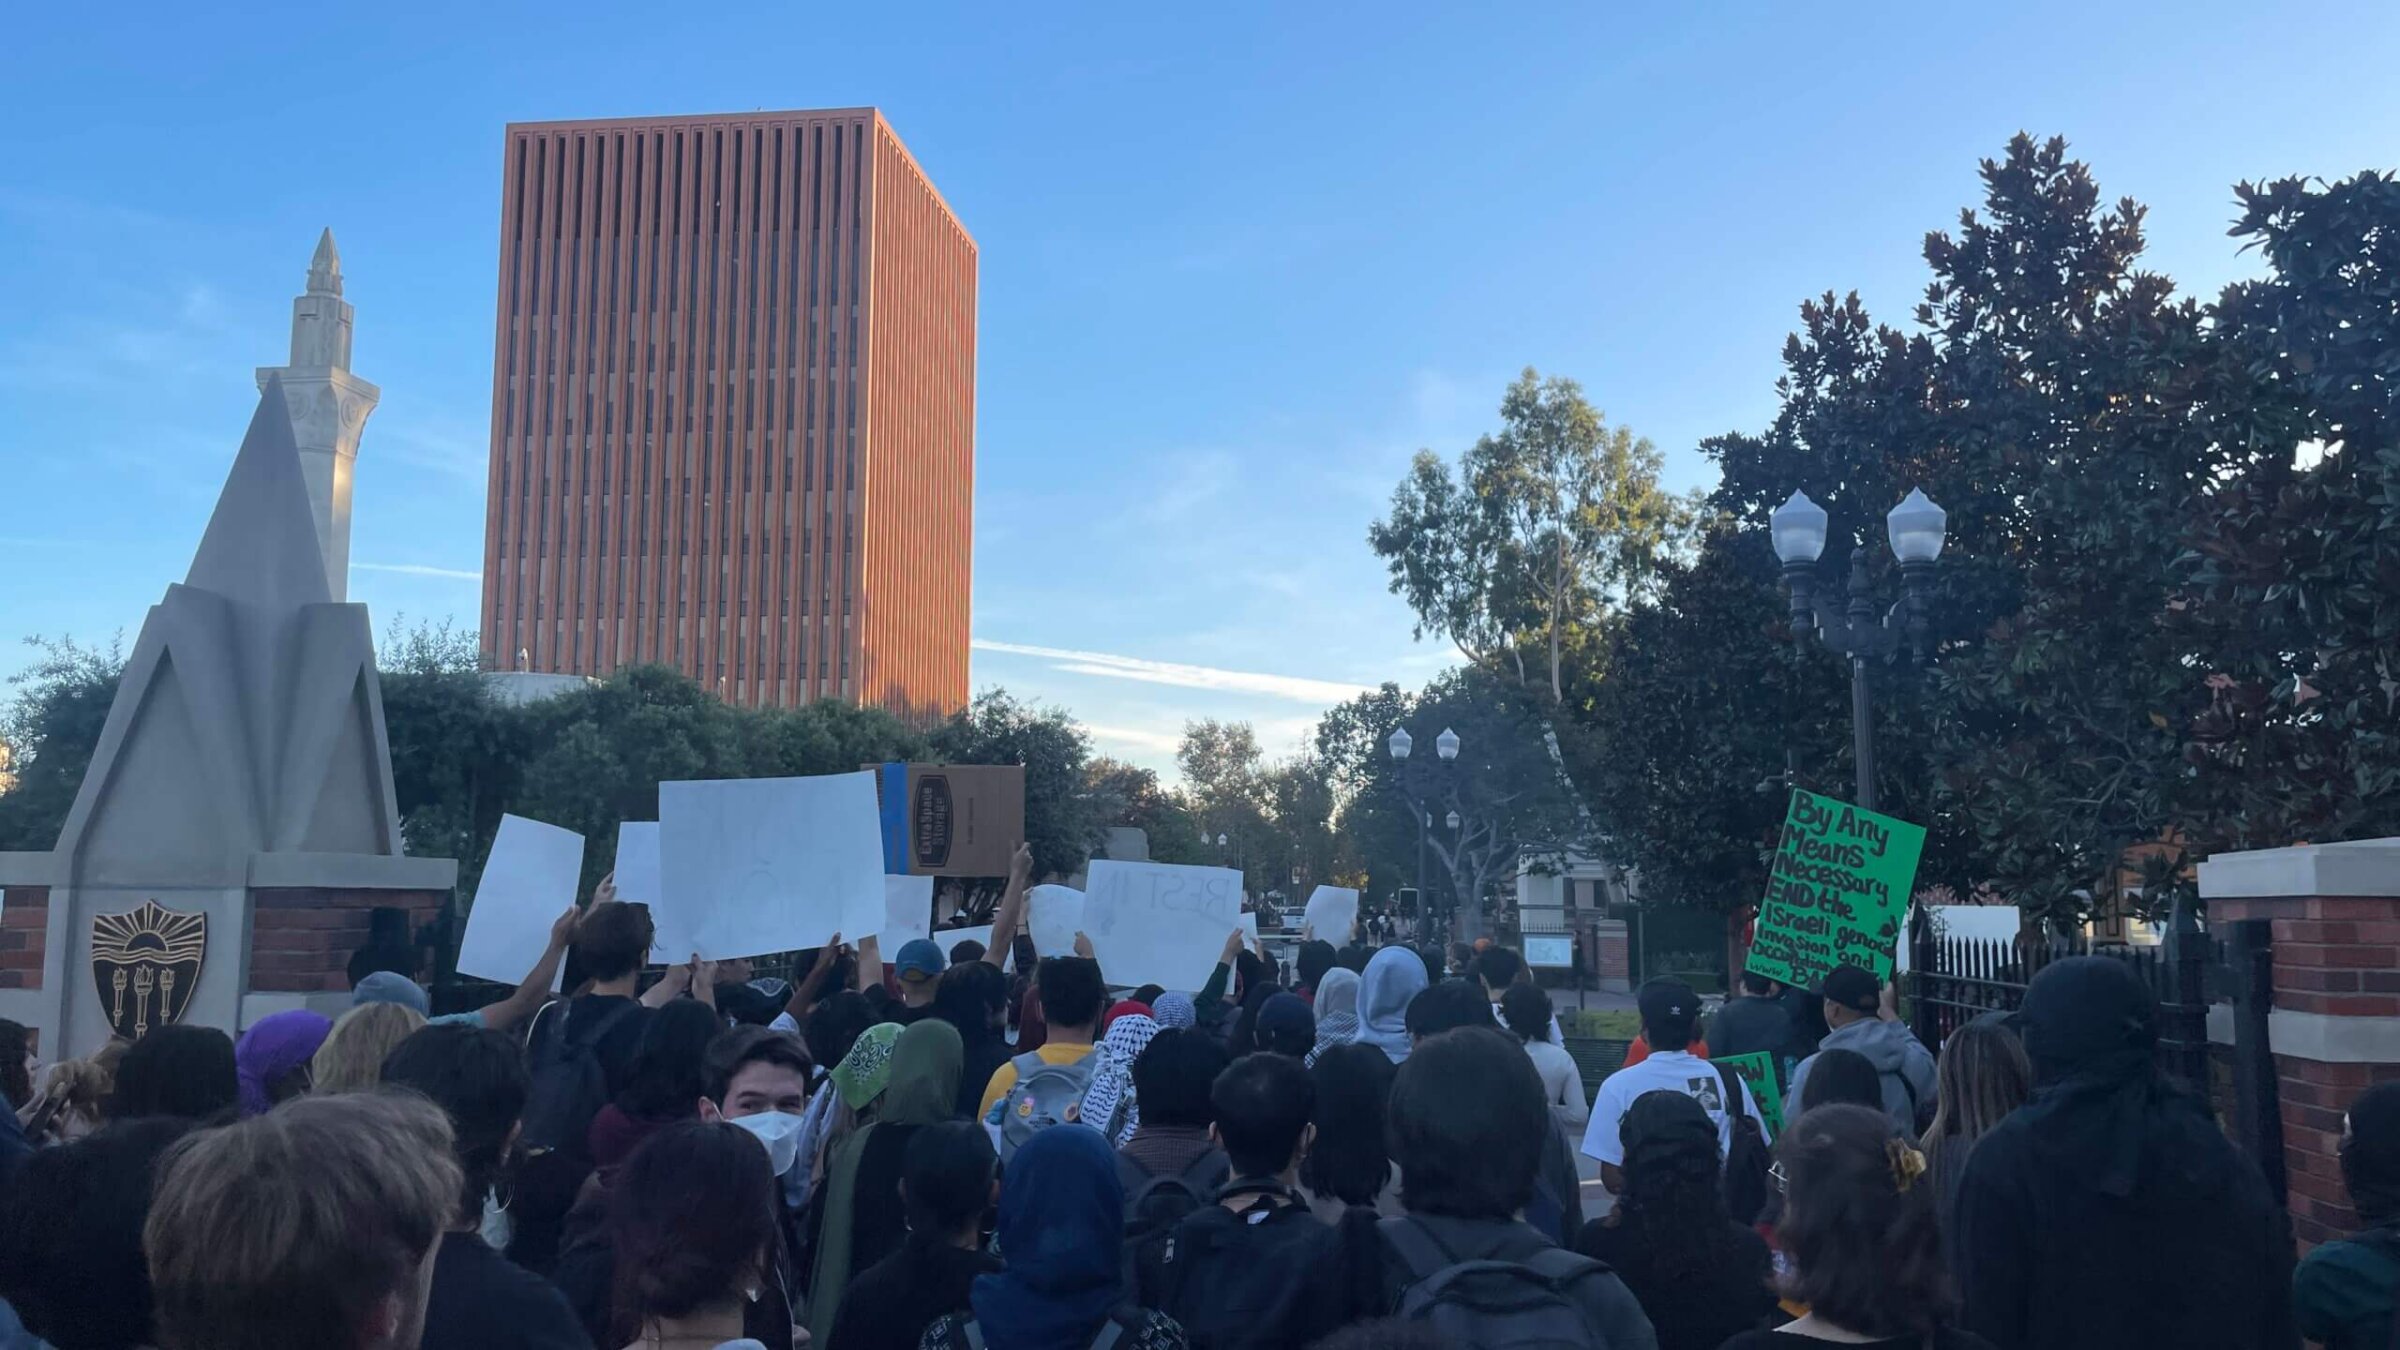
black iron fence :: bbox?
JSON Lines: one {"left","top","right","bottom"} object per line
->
{"left": 1907, "top": 900, "right": 2213, "bottom": 1092}
{"left": 1906, "top": 897, "right": 2284, "bottom": 1202}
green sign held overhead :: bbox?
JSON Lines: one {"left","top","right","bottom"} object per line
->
{"left": 1745, "top": 788, "right": 1926, "bottom": 990}
{"left": 1715, "top": 1051, "right": 1785, "bottom": 1136}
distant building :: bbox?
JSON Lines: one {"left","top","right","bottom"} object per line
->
{"left": 479, "top": 109, "right": 976, "bottom": 717}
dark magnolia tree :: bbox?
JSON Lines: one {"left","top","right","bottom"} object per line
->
{"left": 1370, "top": 369, "right": 1687, "bottom": 704}
{"left": 1579, "top": 135, "right": 2245, "bottom": 924}
{"left": 2179, "top": 170, "right": 2400, "bottom": 853}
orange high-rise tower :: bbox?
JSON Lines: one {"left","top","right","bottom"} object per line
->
{"left": 480, "top": 109, "right": 974, "bottom": 715}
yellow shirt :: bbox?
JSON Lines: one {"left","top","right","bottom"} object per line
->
{"left": 978, "top": 1041, "right": 1095, "bottom": 1119}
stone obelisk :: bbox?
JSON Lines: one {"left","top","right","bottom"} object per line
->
{"left": 0, "top": 237, "right": 450, "bottom": 1056}
{"left": 256, "top": 229, "right": 379, "bottom": 601}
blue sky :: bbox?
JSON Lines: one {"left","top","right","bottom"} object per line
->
{"left": 4, "top": 2, "right": 2397, "bottom": 777}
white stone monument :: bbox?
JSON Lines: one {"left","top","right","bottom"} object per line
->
{"left": 0, "top": 237, "right": 450, "bottom": 1055}
{"left": 256, "top": 229, "right": 379, "bottom": 602}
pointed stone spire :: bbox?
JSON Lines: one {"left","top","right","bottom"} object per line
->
{"left": 306, "top": 227, "right": 343, "bottom": 298}
{"left": 288, "top": 227, "right": 353, "bottom": 369}
{"left": 187, "top": 378, "right": 336, "bottom": 612}
{"left": 257, "top": 230, "right": 379, "bottom": 600}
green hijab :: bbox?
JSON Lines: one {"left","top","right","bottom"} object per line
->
{"left": 809, "top": 1018, "right": 964, "bottom": 1341}
{"left": 830, "top": 1021, "right": 904, "bottom": 1111}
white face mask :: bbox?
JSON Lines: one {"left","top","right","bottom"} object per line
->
{"left": 729, "top": 1108, "right": 807, "bottom": 1177}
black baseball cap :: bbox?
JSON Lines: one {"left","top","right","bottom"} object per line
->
{"left": 1636, "top": 978, "right": 1699, "bottom": 1027}
{"left": 1820, "top": 963, "right": 1881, "bottom": 1014}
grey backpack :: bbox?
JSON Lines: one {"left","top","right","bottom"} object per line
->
{"left": 1384, "top": 1217, "right": 1617, "bottom": 1349}
{"left": 994, "top": 1049, "right": 1099, "bottom": 1161}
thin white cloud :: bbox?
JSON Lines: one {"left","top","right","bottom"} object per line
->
{"left": 356, "top": 562, "right": 482, "bottom": 582}
{"left": 972, "top": 638, "right": 1370, "bottom": 705}
{"left": 1082, "top": 723, "right": 1186, "bottom": 754}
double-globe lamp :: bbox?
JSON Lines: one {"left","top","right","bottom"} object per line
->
{"left": 1767, "top": 486, "right": 1949, "bottom": 814}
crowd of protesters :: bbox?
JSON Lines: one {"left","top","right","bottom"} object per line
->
{"left": 0, "top": 848, "right": 2351, "bottom": 1350}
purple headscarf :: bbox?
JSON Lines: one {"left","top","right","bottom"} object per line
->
{"left": 235, "top": 1010, "right": 332, "bottom": 1116}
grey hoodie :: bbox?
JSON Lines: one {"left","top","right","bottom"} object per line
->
{"left": 1788, "top": 1016, "right": 1938, "bottom": 1132}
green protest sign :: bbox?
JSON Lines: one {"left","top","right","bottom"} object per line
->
{"left": 1744, "top": 788, "right": 1925, "bottom": 990}
{"left": 1716, "top": 1051, "right": 1784, "bottom": 1135}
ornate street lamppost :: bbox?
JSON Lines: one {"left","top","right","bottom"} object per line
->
{"left": 1769, "top": 487, "right": 1948, "bottom": 813}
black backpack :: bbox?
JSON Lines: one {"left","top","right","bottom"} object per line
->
{"left": 1155, "top": 1183, "right": 1332, "bottom": 1349}
{"left": 1714, "top": 1061, "right": 1773, "bottom": 1226}
{"left": 1383, "top": 1216, "right": 1618, "bottom": 1350}
{"left": 1120, "top": 1147, "right": 1231, "bottom": 1303}
{"left": 520, "top": 997, "right": 638, "bottom": 1157}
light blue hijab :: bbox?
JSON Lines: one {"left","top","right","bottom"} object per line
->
{"left": 1359, "top": 947, "right": 1429, "bottom": 1065}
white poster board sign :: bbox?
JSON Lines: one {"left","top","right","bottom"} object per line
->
{"left": 1027, "top": 884, "right": 1085, "bottom": 957}
{"left": 613, "top": 822, "right": 661, "bottom": 906}
{"left": 1524, "top": 935, "right": 1575, "bottom": 969}
{"left": 935, "top": 926, "right": 995, "bottom": 966}
{"left": 879, "top": 875, "right": 935, "bottom": 946}
{"left": 459, "top": 815, "right": 584, "bottom": 987}
{"left": 658, "top": 772, "right": 886, "bottom": 959}
{"left": 1080, "top": 860, "right": 1244, "bottom": 990}
{"left": 1303, "top": 885, "right": 1360, "bottom": 944}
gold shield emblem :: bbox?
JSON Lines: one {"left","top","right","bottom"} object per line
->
{"left": 91, "top": 901, "right": 208, "bottom": 1040}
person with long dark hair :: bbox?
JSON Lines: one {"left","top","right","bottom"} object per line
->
{"left": 1954, "top": 957, "right": 2295, "bottom": 1350}
{"left": 0, "top": 1019, "right": 34, "bottom": 1111}
{"left": 1501, "top": 982, "right": 1589, "bottom": 1133}
{"left": 1575, "top": 1091, "right": 1774, "bottom": 1349}
{"left": 381, "top": 1024, "right": 591, "bottom": 1350}
{"left": 2293, "top": 1081, "right": 2400, "bottom": 1349}
{"left": 1921, "top": 1014, "right": 2030, "bottom": 1241}
{"left": 1297, "top": 1043, "right": 1401, "bottom": 1222}
{"left": 1721, "top": 1104, "right": 1991, "bottom": 1350}
{"left": 588, "top": 1000, "right": 720, "bottom": 1176}
{"left": 109, "top": 1024, "right": 238, "bottom": 1122}
{"left": 933, "top": 961, "right": 1012, "bottom": 1121}
{"left": 828, "top": 1122, "right": 1000, "bottom": 1350}
{"left": 608, "top": 1122, "right": 782, "bottom": 1350}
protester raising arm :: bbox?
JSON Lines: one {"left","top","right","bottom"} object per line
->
{"left": 980, "top": 842, "right": 1037, "bottom": 970}
{"left": 466, "top": 902, "right": 582, "bottom": 1034}
{"left": 641, "top": 958, "right": 693, "bottom": 1009}
{"left": 787, "top": 935, "right": 848, "bottom": 1023}
{"left": 1196, "top": 927, "right": 1244, "bottom": 1009}
{"left": 856, "top": 934, "right": 884, "bottom": 995}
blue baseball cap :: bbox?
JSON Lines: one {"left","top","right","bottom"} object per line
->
{"left": 894, "top": 938, "right": 947, "bottom": 982}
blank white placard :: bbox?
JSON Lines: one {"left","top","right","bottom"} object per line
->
{"left": 1304, "top": 886, "right": 1360, "bottom": 944}
{"left": 1079, "top": 860, "right": 1245, "bottom": 989}
{"left": 879, "top": 875, "right": 935, "bottom": 946}
{"left": 458, "top": 815, "right": 585, "bottom": 986}
{"left": 1027, "top": 884, "right": 1086, "bottom": 957}
{"left": 934, "top": 925, "right": 994, "bottom": 965}
{"left": 657, "top": 772, "right": 887, "bottom": 959}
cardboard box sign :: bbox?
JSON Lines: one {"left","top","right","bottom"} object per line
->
{"left": 868, "top": 763, "right": 1026, "bottom": 877}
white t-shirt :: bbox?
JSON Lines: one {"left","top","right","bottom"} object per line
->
{"left": 1579, "top": 1049, "right": 1766, "bottom": 1166}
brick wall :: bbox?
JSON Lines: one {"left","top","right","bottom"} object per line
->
{"left": 249, "top": 888, "right": 448, "bottom": 993}
{"left": 2277, "top": 1055, "right": 2400, "bottom": 1245}
{"left": 2214, "top": 892, "right": 2400, "bottom": 1249}
{"left": 0, "top": 887, "right": 49, "bottom": 990}
{"left": 1594, "top": 922, "right": 1629, "bottom": 987}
